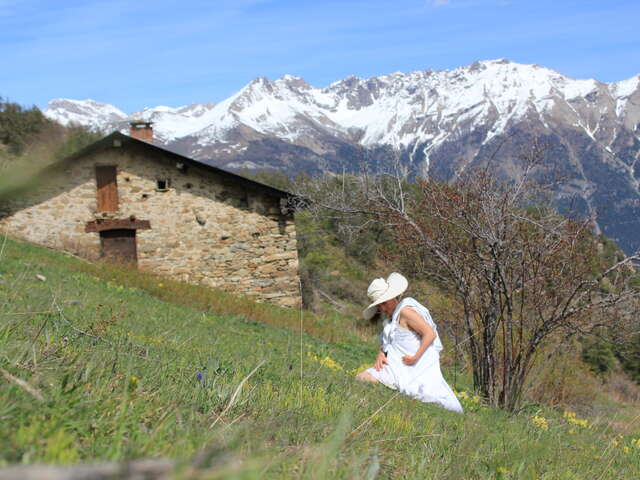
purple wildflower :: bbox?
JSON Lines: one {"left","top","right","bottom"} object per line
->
{"left": 196, "top": 371, "right": 203, "bottom": 382}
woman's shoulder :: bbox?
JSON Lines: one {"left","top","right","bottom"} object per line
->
{"left": 399, "top": 296, "right": 417, "bottom": 305}
{"left": 398, "top": 298, "right": 435, "bottom": 324}
{"left": 396, "top": 298, "right": 425, "bottom": 318}
{"left": 399, "top": 297, "right": 427, "bottom": 310}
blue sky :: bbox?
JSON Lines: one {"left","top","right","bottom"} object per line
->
{"left": 1, "top": 0, "right": 639, "bottom": 113}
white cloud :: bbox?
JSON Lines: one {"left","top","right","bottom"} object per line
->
{"left": 431, "top": 0, "right": 450, "bottom": 6}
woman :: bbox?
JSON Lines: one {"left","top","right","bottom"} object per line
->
{"left": 356, "top": 272, "right": 463, "bottom": 413}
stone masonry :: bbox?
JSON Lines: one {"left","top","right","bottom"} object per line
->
{"left": 0, "top": 137, "right": 301, "bottom": 308}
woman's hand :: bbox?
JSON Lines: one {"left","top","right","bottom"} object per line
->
{"left": 374, "top": 351, "right": 388, "bottom": 371}
{"left": 402, "top": 355, "right": 418, "bottom": 365}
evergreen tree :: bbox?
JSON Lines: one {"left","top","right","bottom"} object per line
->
{"left": 0, "top": 97, "right": 51, "bottom": 155}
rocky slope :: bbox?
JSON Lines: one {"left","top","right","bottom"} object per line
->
{"left": 44, "top": 59, "right": 640, "bottom": 253}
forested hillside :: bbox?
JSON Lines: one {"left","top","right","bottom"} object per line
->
{"left": 0, "top": 96, "right": 100, "bottom": 172}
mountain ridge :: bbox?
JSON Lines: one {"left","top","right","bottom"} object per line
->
{"left": 43, "top": 59, "right": 640, "bottom": 254}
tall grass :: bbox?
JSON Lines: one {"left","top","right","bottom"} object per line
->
{"left": 1, "top": 236, "right": 639, "bottom": 478}
{"left": 10, "top": 238, "right": 363, "bottom": 345}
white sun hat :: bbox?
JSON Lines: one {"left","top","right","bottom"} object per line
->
{"left": 362, "top": 272, "right": 408, "bottom": 320}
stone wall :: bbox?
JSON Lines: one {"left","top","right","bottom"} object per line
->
{"left": 0, "top": 146, "right": 301, "bottom": 308}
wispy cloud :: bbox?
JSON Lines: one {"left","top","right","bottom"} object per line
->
{"left": 431, "top": 0, "right": 449, "bottom": 6}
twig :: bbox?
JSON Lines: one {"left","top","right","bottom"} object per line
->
{"left": 62, "top": 249, "right": 92, "bottom": 263}
{"left": 371, "top": 433, "right": 443, "bottom": 443}
{"left": 52, "top": 297, "right": 109, "bottom": 345}
{"left": 0, "top": 458, "right": 174, "bottom": 479}
{"left": 220, "top": 412, "right": 247, "bottom": 433}
{"left": 0, "top": 231, "right": 8, "bottom": 261}
{"left": 1, "top": 367, "right": 44, "bottom": 402}
{"left": 21, "top": 313, "right": 51, "bottom": 363}
{"left": 3, "top": 310, "right": 56, "bottom": 316}
{"left": 209, "top": 359, "right": 266, "bottom": 429}
{"left": 317, "top": 289, "right": 346, "bottom": 311}
{"left": 299, "top": 278, "right": 304, "bottom": 409}
{"left": 346, "top": 391, "right": 402, "bottom": 442}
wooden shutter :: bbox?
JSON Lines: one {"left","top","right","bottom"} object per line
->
{"left": 96, "top": 166, "right": 118, "bottom": 212}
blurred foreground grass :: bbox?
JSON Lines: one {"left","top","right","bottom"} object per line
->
{"left": 1, "top": 236, "right": 639, "bottom": 479}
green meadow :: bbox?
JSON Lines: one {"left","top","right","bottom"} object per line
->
{"left": 1, "top": 236, "right": 639, "bottom": 479}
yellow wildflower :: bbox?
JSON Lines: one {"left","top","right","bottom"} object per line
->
{"left": 307, "top": 352, "right": 343, "bottom": 371}
{"left": 568, "top": 417, "right": 589, "bottom": 428}
{"left": 128, "top": 376, "right": 140, "bottom": 391}
{"left": 496, "top": 467, "right": 509, "bottom": 474}
{"left": 612, "top": 440, "right": 620, "bottom": 448}
{"left": 532, "top": 415, "right": 549, "bottom": 431}
{"left": 456, "top": 391, "right": 469, "bottom": 399}
{"left": 623, "top": 446, "right": 630, "bottom": 454}
{"left": 564, "top": 411, "right": 588, "bottom": 428}
{"left": 319, "top": 356, "right": 343, "bottom": 371}
{"left": 568, "top": 428, "right": 576, "bottom": 435}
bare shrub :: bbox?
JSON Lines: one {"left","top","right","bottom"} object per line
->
{"left": 296, "top": 144, "right": 640, "bottom": 410}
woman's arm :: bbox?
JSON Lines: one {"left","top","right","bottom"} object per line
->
{"left": 400, "top": 307, "right": 436, "bottom": 365}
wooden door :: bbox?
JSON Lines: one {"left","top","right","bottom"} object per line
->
{"left": 100, "top": 229, "right": 137, "bottom": 264}
{"left": 96, "top": 166, "right": 118, "bottom": 212}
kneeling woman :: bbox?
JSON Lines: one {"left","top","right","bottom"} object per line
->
{"left": 356, "top": 272, "right": 463, "bottom": 414}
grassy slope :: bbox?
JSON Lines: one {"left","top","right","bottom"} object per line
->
{"left": 1, "top": 237, "right": 639, "bottom": 479}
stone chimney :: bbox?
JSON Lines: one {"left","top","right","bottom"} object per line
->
{"left": 129, "top": 120, "right": 153, "bottom": 142}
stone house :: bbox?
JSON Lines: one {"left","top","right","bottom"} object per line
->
{"left": 0, "top": 123, "right": 301, "bottom": 308}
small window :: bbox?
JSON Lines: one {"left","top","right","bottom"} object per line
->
{"left": 156, "top": 179, "right": 170, "bottom": 191}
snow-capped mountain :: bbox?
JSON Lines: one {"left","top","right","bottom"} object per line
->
{"left": 45, "top": 99, "right": 128, "bottom": 131}
{"left": 44, "top": 59, "right": 640, "bottom": 254}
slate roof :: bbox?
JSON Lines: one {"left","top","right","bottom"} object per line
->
{"left": 64, "top": 131, "right": 293, "bottom": 199}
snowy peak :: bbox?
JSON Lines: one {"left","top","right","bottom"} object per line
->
{"left": 610, "top": 74, "right": 640, "bottom": 98}
{"left": 127, "top": 102, "right": 220, "bottom": 142}
{"left": 43, "top": 60, "right": 640, "bottom": 151}
{"left": 276, "top": 74, "right": 312, "bottom": 91}
{"left": 44, "top": 99, "right": 127, "bottom": 129}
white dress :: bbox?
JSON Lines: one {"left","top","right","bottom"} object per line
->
{"left": 366, "top": 297, "right": 463, "bottom": 413}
